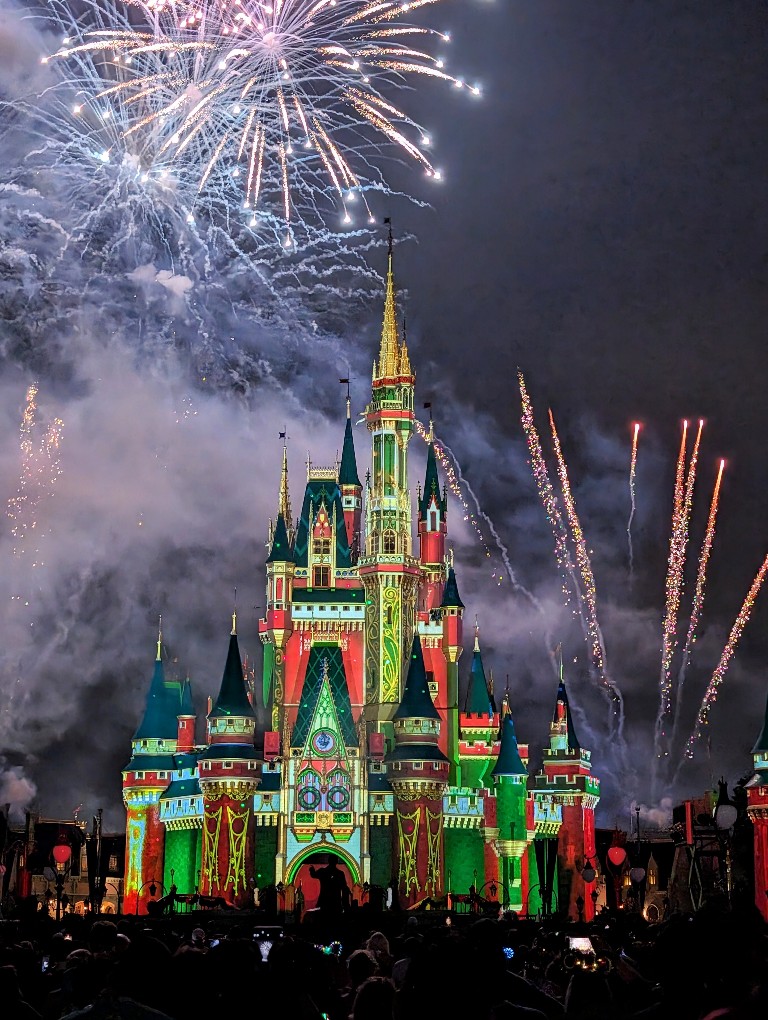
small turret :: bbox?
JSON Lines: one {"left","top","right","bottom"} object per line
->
{"left": 464, "top": 626, "right": 494, "bottom": 718}
{"left": 338, "top": 397, "right": 362, "bottom": 560}
{"left": 418, "top": 431, "right": 448, "bottom": 600}
{"left": 176, "top": 677, "right": 196, "bottom": 753}
{"left": 491, "top": 713, "right": 530, "bottom": 912}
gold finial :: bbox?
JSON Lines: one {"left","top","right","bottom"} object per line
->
{"left": 557, "top": 643, "right": 564, "bottom": 681}
{"left": 339, "top": 377, "right": 351, "bottom": 419}
{"left": 231, "top": 587, "right": 237, "bottom": 636}
{"left": 156, "top": 615, "right": 162, "bottom": 662}
{"left": 474, "top": 616, "right": 480, "bottom": 653}
{"left": 377, "top": 219, "right": 399, "bottom": 379}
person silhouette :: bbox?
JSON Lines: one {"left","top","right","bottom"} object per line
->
{"left": 310, "top": 857, "right": 351, "bottom": 913}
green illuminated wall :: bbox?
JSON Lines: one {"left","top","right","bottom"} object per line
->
{"left": 163, "top": 828, "right": 201, "bottom": 893}
{"left": 254, "top": 827, "right": 279, "bottom": 887}
{"left": 369, "top": 825, "right": 392, "bottom": 886}
{"left": 445, "top": 828, "right": 484, "bottom": 894}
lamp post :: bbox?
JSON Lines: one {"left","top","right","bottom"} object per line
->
{"left": 52, "top": 841, "right": 72, "bottom": 923}
{"left": 714, "top": 779, "right": 738, "bottom": 904}
{"left": 135, "top": 878, "right": 163, "bottom": 915}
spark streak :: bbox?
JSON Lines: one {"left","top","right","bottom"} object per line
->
{"left": 685, "top": 551, "right": 768, "bottom": 757}
{"left": 627, "top": 423, "right": 640, "bottom": 582}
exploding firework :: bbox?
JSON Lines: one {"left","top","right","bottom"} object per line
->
{"left": 685, "top": 550, "right": 768, "bottom": 757}
{"left": 36, "top": 0, "right": 478, "bottom": 249}
{"left": 627, "top": 422, "right": 639, "bottom": 581}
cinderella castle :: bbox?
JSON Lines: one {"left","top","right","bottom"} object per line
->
{"left": 123, "top": 241, "right": 601, "bottom": 919}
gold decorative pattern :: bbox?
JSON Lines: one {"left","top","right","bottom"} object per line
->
{"left": 202, "top": 805, "right": 223, "bottom": 891}
{"left": 226, "top": 805, "right": 251, "bottom": 896}
{"left": 426, "top": 806, "right": 443, "bottom": 895}
{"left": 396, "top": 806, "right": 420, "bottom": 894}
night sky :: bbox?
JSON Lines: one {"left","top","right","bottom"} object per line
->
{"left": 1, "top": 0, "right": 767, "bottom": 828}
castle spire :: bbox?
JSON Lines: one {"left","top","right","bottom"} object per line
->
{"left": 339, "top": 395, "right": 361, "bottom": 487}
{"left": 156, "top": 615, "right": 162, "bottom": 662}
{"left": 209, "top": 618, "right": 255, "bottom": 720}
{"left": 377, "top": 221, "right": 401, "bottom": 379}
{"left": 278, "top": 434, "right": 292, "bottom": 538}
{"left": 465, "top": 623, "right": 493, "bottom": 716}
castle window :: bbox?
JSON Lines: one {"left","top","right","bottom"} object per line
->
{"left": 313, "top": 538, "right": 331, "bottom": 557}
{"left": 313, "top": 565, "right": 330, "bottom": 588}
{"left": 383, "top": 530, "right": 396, "bottom": 554}
{"left": 223, "top": 762, "right": 232, "bottom": 769}
{"left": 370, "top": 533, "right": 380, "bottom": 555}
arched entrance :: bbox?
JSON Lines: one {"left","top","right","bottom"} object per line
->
{"left": 287, "top": 846, "right": 360, "bottom": 913}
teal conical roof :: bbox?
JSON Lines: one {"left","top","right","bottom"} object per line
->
{"left": 465, "top": 637, "right": 493, "bottom": 715}
{"left": 179, "top": 677, "right": 195, "bottom": 717}
{"left": 555, "top": 679, "right": 581, "bottom": 752}
{"left": 339, "top": 413, "right": 361, "bottom": 487}
{"left": 492, "top": 716, "right": 528, "bottom": 778}
{"left": 394, "top": 635, "right": 440, "bottom": 721}
{"left": 752, "top": 687, "right": 768, "bottom": 754}
{"left": 418, "top": 442, "right": 446, "bottom": 516}
{"left": 267, "top": 512, "right": 294, "bottom": 563}
{"left": 134, "top": 657, "right": 180, "bottom": 740}
{"left": 441, "top": 566, "right": 464, "bottom": 609}
{"left": 208, "top": 631, "right": 255, "bottom": 719}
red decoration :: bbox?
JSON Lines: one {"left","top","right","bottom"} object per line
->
{"left": 607, "top": 846, "right": 626, "bottom": 867}
{"left": 52, "top": 844, "right": 72, "bottom": 865}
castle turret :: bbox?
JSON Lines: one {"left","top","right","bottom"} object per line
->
{"left": 418, "top": 433, "right": 448, "bottom": 608}
{"left": 264, "top": 447, "right": 296, "bottom": 731}
{"left": 176, "top": 677, "right": 196, "bottom": 753}
{"left": 491, "top": 714, "right": 529, "bottom": 912}
{"left": 122, "top": 627, "right": 178, "bottom": 915}
{"left": 388, "top": 635, "right": 449, "bottom": 906}
{"left": 747, "top": 686, "right": 768, "bottom": 920}
{"left": 440, "top": 564, "right": 464, "bottom": 784}
{"left": 458, "top": 626, "right": 499, "bottom": 790}
{"left": 339, "top": 396, "right": 363, "bottom": 561}
{"left": 198, "top": 616, "right": 262, "bottom": 906}
{"left": 360, "top": 232, "right": 421, "bottom": 741}
{"left": 533, "top": 671, "right": 599, "bottom": 920}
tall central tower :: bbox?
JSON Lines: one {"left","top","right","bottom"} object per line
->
{"left": 359, "top": 232, "right": 420, "bottom": 740}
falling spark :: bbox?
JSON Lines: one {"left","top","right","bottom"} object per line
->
{"left": 685, "top": 550, "right": 768, "bottom": 757}
{"left": 672, "top": 459, "right": 725, "bottom": 745}
{"left": 548, "top": 407, "right": 626, "bottom": 741}
{"left": 627, "top": 423, "right": 640, "bottom": 582}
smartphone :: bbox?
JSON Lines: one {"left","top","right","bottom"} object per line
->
{"left": 42, "top": 956, "right": 50, "bottom": 973}
{"left": 209, "top": 939, "right": 220, "bottom": 948}
{"left": 568, "top": 937, "right": 594, "bottom": 954}
{"left": 502, "top": 947, "right": 515, "bottom": 960}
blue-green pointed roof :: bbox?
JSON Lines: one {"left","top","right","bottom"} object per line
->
{"left": 208, "top": 632, "right": 255, "bottom": 719}
{"left": 179, "top": 678, "right": 195, "bottom": 717}
{"left": 338, "top": 413, "right": 361, "bottom": 487}
{"left": 465, "top": 641, "right": 493, "bottom": 716}
{"left": 441, "top": 566, "right": 464, "bottom": 609}
{"left": 555, "top": 679, "right": 581, "bottom": 752}
{"left": 292, "top": 644, "right": 357, "bottom": 746}
{"left": 267, "top": 512, "right": 294, "bottom": 563}
{"left": 492, "top": 716, "right": 528, "bottom": 778}
{"left": 394, "top": 635, "right": 440, "bottom": 721}
{"left": 134, "top": 658, "right": 180, "bottom": 740}
{"left": 294, "top": 480, "right": 352, "bottom": 568}
{"left": 418, "top": 442, "right": 446, "bottom": 516}
{"left": 752, "top": 688, "right": 768, "bottom": 754}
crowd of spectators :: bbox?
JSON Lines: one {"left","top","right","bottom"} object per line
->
{"left": 0, "top": 901, "right": 766, "bottom": 1020}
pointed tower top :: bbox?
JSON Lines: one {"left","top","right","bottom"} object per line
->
{"left": 752, "top": 685, "right": 768, "bottom": 755}
{"left": 440, "top": 565, "right": 465, "bottom": 609}
{"left": 465, "top": 628, "right": 493, "bottom": 715}
{"left": 267, "top": 511, "right": 294, "bottom": 563}
{"left": 278, "top": 435, "right": 292, "bottom": 534}
{"left": 492, "top": 715, "right": 528, "bottom": 778}
{"left": 377, "top": 221, "right": 400, "bottom": 378}
{"left": 394, "top": 634, "right": 441, "bottom": 720}
{"left": 553, "top": 675, "right": 581, "bottom": 753}
{"left": 338, "top": 400, "right": 361, "bottom": 487}
{"left": 134, "top": 653, "right": 179, "bottom": 740}
{"left": 418, "top": 436, "right": 445, "bottom": 516}
{"left": 209, "top": 628, "right": 255, "bottom": 719}
{"left": 474, "top": 617, "right": 480, "bottom": 653}
{"left": 179, "top": 676, "right": 195, "bottom": 718}
{"left": 156, "top": 615, "right": 162, "bottom": 662}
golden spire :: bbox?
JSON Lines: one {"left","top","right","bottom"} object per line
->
{"left": 231, "top": 588, "right": 237, "bottom": 635}
{"left": 278, "top": 433, "right": 292, "bottom": 532}
{"left": 156, "top": 615, "right": 162, "bottom": 662}
{"left": 474, "top": 616, "right": 480, "bottom": 653}
{"left": 377, "top": 222, "right": 400, "bottom": 378}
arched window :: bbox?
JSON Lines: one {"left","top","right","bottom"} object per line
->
{"left": 383, "top": 530, "right": 396, "bottom": 554}
{"left": 297, "top": 769, "right": 322, "bottom": 811}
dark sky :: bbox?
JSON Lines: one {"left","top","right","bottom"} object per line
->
{"left": 1, "top": 0, "right": 768, "bottom": 825}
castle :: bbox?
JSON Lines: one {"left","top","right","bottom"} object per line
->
{"left": 123, "top": 241, "right": 601, "bottom": 918}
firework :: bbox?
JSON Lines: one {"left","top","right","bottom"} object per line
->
{"left": 39, "top": 0, "right": 478, "bottom": 246}
{"left": 627, "top": 423, "right": 639, "bottom": 582}
{"left": 685, "top": 550, "right": 768, "bottom": 757}
{"left": 548, "top": 408, "right": 626, "bottom": 738}
{"left": 672, "top": 459, "right": 725, "bottom": 742}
